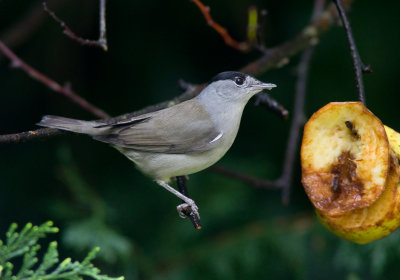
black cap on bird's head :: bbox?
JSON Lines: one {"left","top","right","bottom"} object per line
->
{"left": 210, "top": 71, "right": 248, "bottom": 85}
{"left": 208, "top": 71, "right": 276, "bottom": 93}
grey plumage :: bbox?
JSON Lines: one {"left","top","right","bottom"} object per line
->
{"left": 94, "top": 100, "right": 221, "bottom": 154}
{"left": 39, "top": 99, "right": 221, "bottom": 154}
{"left": 39, "top": 115, "right": 99, "bottom": 134}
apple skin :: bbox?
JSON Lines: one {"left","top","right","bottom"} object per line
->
{"left": 317, "top": 152, "right": 400, "bottom": 244}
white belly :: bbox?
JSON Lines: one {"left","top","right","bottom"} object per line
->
{"left": 118, "top": 138, "right": 232, "bottom": 181}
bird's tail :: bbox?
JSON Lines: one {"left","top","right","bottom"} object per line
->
{"left": 37, "top": 115, "right": 100, "bottom": 135}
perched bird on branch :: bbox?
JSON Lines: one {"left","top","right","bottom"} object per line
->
{"left": 38, "top": 71, "right": 276, "bottom": 223}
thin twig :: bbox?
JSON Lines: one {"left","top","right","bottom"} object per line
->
{"left": 280, "top": 48, "right": 314, "bottom": 204}
{"left": 176, "top": 176, "right": 202, "bottom": 229}
{"left": 0, "top": 40, "right": 109, "bottom": 119}
{"left": 279, "top": 0, "right": 325, "bottom": 203}
{"left": 254, "top": 93, "right": 289, "bottom": 120}
{"left": 98, "top": 0, "right": 108, "bottom": 50}
{"left": 43, "top": 1, "right": 108, "bottom": 51}
{"left": 191, "top": 0, "right": 249, "bottom": 51}
{"left": 0, "top": 128, "right": 65, "bottom": 144}
{"left": 255, "top": 9, "right": 268, "bottom": 52}
{"left": 211, "top": 166, "right": 281, "bottom": 189}
{"left": 333, "top": 0, "right": 367, "bottom": 105}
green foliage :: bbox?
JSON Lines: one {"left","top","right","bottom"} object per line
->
{"left": 63, "top": 219, "right": 132, "bottom": 264}
{"left": 54, "top": 146, "right": 132, "bottom": 264}
{"left": 0, "top": 221, "right": 124, "bottom": 280}
{"left": 334, "top": 230, "right": 400, "bottom": 277}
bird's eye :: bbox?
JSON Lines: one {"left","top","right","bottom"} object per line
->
{"left": 234, "top": 76, "right": 245, "bottom": 86}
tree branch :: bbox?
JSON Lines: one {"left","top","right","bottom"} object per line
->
{"left": 0, "top": 128, "right": 65, "bottom": 144}
{"left": 254, "top": 93, "right": 289, "bottom": 120}
{"left": 176, "top": 176, "right": 202, "bottom": 229}
{"left": 280, "top": 47, "right": 314, "bottom": 204}
{"left": 0, "top": 40, "right": 109, "bottom": 119}
{"left": 191, "top": 0, "right": 250, "bottom": 52}
{"left": 211, "top": 166, "right": 281, "bottom": 189}
{"left": 98, "top": 0, "right": 108, "bottom": 50}
{"left": 333, "top": 0, "right": 369, "bottom": 105}
{"left": 43, "top": 0, "right": 108, "bottom": 51}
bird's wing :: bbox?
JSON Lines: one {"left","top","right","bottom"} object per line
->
{"left": 93, "top": 100, "right": 221, "bottom": 154}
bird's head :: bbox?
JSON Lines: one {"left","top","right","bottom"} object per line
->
{"left": 205, "top": 71, "right": 276, "bottom": 103}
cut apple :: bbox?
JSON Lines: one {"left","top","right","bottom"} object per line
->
{"left": 301, "top": 102, "right": 390, "bottom": 216}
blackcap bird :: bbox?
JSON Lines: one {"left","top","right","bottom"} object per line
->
{"left": 38, "top": 71, "right": 276, "bottom": 222}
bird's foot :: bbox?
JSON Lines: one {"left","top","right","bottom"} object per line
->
{"left": 177, "top": 198, "right": 200, "bottom": 220}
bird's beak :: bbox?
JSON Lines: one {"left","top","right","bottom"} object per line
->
{"left": 251, "top": 81, "right": 277, "bottom": 90}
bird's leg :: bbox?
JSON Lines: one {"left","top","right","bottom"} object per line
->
{"left": 155, "top": 180, "right": 201, "bottom": 223}
{"left": 176, "top": 176, "right": 190, "bottom": 219}
{"left": 176, "top": 176, "right": 202, "bottom": 229}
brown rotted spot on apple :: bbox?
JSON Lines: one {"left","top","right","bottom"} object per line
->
{"left": 330, "top": 151, "right": 364, "bottom": 203}
{"left": 303, "top": 150, "right": 366, "bottom": 216}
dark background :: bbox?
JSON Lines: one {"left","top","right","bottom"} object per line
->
{"left": 1, "top": 0, "right": 400, "bottom": 279}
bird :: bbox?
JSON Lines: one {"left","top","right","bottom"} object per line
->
{"left": 37, "top": 71, "right": 276, "bottom": 222}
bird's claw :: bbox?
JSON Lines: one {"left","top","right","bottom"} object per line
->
{"left": 177, "top": 199, "right": 200, "bottom": 220}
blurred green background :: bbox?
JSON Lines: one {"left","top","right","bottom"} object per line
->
{"left": 1, "top": 0, "right": 400, "bottom": 279}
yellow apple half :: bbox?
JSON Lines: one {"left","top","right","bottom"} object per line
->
{"left": 301, "top": 102, "right": 390, "bottom": 217}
